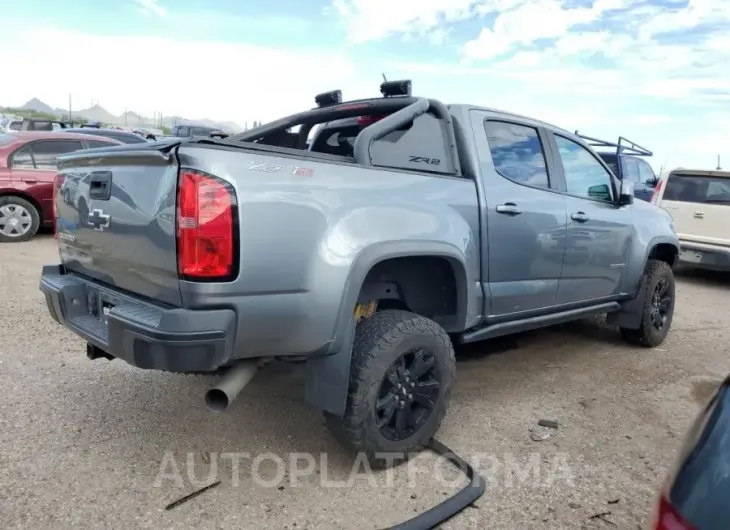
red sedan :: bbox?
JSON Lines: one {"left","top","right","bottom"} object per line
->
{"left": 0, "top": 131, "right": 122, "bottom": 242}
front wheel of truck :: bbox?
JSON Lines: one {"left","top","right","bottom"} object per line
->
{"left": 325, "top": 309, "right": 456, "bottom": 469}
{"left": 620, "top": 259, "right": 676, "bottom": 347}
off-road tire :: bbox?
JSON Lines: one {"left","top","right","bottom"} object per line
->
{"left": 325, "top": 309, "right": 456, "bottom": 469}
{"left": 0, "top": 196, "right": 41, "bottom": 243}
{"left": 620, "top": 259, "right": 675, "bottom": 347}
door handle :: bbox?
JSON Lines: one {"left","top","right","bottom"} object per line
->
{"left": 694, "top": 211, "right": 704, "bottom": 219}
{"left": 496, "top": 203, "right": 522, "bottom": 216}
{"left": 89, "top": 171, "right": 113, "bottom": 200}
{"left": 571, "top": 212, "right": 589, "bottom": 223}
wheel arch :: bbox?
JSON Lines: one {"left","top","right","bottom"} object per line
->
{"left": 611, "top": 238, "right": 679, "bottom": 331}
{"left": 304, "top": 241, "right": 471, "bottom": 416}
{"left": 0, "top": 191, "right": 44, "bottom": 223}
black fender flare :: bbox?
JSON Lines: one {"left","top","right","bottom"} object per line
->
{"left": 611, "top": 236, "right": 679, "bottom": 330}
{"left": 304, "top": 241, "right": 471, "bottom": 416}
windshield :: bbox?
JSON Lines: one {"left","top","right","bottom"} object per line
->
{"left": 664, "top": 174, "right": 730, "bottom": 204}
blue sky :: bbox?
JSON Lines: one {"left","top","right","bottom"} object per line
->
{"left": 2, "top": 0, "right": 729, "bottom": 170}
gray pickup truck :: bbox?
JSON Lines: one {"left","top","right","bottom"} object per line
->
{"left": 41, "top": 80, "right": 680, "bottom": 466}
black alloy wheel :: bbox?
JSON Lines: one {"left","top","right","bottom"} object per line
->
{"left": 650, "top": 277, "right": 672, "bottom": 331}
{"left": 377, "top": 349, "right": 440, "bottom": 441}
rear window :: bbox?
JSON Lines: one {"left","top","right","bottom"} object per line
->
{"left": 664, "top": 174, "right": 730, "bottom": 204}
{"left": 9, "top": 121, "right": 22, "bottom": 131}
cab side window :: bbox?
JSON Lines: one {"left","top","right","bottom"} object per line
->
{"left": 483, "top": 120, "right": 551, "bottom": 189}
{"left": 555, "top": 135, "right": 615, "bottom": 202}
{"left": 29, "top": 140, "right": 85, "bottom": 169}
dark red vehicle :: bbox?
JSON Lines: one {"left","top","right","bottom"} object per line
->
{"left": 0, "top": 131, "right": 122, "bottom": 242}
{"left": 652, "top": 375, "right": 730, "bottom": 529}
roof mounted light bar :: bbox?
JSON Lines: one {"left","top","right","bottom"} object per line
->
{"left": 380, "top": 79, "right": 412, "bottom": 97}
{"left": 315, "top": 90, "right": 343, "bottom": 108}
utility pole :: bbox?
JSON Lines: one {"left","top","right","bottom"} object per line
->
{"left": 68, "top": 94, "right": 72, "bottom": 123}
{"left": 124, "top": 108, "right": 128, "bottom": 126}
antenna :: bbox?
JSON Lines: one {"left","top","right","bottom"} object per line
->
{"left": 382, "top": 73, "right": 387, "bottom": 82}
{"left": 717, "top": 154, "right": 722, "bottom": 171}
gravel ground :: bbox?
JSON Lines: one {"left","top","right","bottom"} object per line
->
{"left": 1, "top": 234, "right": 729, "bottom": 529}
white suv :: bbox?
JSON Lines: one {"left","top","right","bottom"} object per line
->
{"left": 652, "top": 168, "right": 730, "bottom": 271}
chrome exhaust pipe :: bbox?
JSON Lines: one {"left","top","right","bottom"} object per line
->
{"left": 205, "top": 360, "right": 259, "bottom": 412}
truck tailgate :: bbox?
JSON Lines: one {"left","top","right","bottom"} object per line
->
{"left": 55, "top": 143, "right": 183, "bottom": 306}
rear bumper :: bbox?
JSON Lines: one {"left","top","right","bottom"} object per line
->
{"left": 679, "top": 243, "right": 730, "bottom": 272}
{"left": 39, "top": 265, "right": 236, "bottom": 372}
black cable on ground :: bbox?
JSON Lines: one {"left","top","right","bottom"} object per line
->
{"left": 384, "top": 438, "right": 487, "bottom": 530}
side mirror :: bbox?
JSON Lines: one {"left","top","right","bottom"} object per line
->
{"left": 588, "top": 184, "right": 612, "bottom": 201}
{"left": 646, "top": 178, "right": 658, "bottom": 188}
{"left": 618, "top": 180, "right": 634, "bottom": 206}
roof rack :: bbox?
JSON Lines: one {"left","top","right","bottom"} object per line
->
{"left": 575, "top": 131, "right": 653, "bottom": 158}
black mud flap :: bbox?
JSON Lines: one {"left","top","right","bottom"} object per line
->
{"left": 303, "top": 318, "right": 357, "bottom": 416}
{"left": 606, "top": 285, "right": 645, "bottom": 330}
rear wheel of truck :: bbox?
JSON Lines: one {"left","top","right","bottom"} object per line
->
{"left": 0, "top": 196, "right": 40, "bottom": 243}
{"left": 325, "top": 309, "right": 456, "bottom": 469}
{"left": 620, "top": 259, "right": 675, "bottom": 347}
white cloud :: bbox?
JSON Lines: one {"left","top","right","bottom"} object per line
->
{"left": 0, "top": 26, "right": 369, "bottom": 127}
{"left": 3, "top": 0, "right": 729, "bottom": 170}
{"left": 462, "top": 0, "right": 632, "bottom": 61}
{"left": 329, "top": 0, "right": 481, "bottom": 44}
{"left": 133, "top": 0, "right": 167, "bottom": 18}
{"left": 462, "top": 0, "right": 730, "bottom": 102}
{"left": 331, "top": 0, "right": 730, "bottom": 104}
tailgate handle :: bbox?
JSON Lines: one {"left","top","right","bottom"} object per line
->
{"left": 89, "top": 171, "right": 112, "bottom": 201}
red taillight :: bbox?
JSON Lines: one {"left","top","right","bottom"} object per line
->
{"left": 652, "top": 495, "right": 695, "bottom": 530}
{"left": 52, "top": 173, "right": 64, "bottom": 238}
{"left": 651, "top": 178, "right": 664, "bottom": 204}
{"left": 176, "top": 169, "right": 237, "bottom": 280}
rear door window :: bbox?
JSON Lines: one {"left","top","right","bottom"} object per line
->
{"left": 483, "top": 120, "right": 551, "bottom": 189}
{"left": 10, "top": 147, "right": 35, "bottom": 169}
{"left": 664, "top": 174, "right": 730, "bottom": 204}
{"left": 28, "top": 140, "right": 85, "bottom": 169}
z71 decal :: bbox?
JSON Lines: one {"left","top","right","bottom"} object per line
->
{"left": 408, "top": 156, "right": 441, "bottom": 165}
